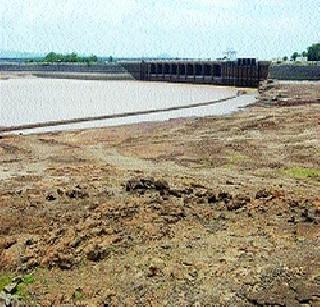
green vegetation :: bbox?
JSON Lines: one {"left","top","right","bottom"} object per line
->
{"left": 290, "top": 43, "right": 320, "bottom": 61}
{"left": 15, "top": 274, "right": 35, "bottom": 299}
{"left": 73, "top": 289, "right": 85, "bottom": 300}
{"left": 283, "top": 166, "right": 320, "bottom": 179}
{"left": 292, "top": 51, "right": 300, "bottom": 61}
{"left": 307, "top": 43, "right": 320, "bottom": 61}
{"left": 22, "top": 274, "right": 34, "bottom": 285}
{"left": 228, "top": 152, "right": 248, "bottom": 164}
{"left": 0, "top": 273, "right": 35, "bottom": 300}
{"left": 0, "top": 274, "right": 12, "bottom": 292}
{"left": 43, "top": 52, "right": 98, "bottom": 63}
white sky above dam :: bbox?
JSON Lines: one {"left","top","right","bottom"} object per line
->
{"left": 0, "top": 0, "right": 319, "bottom": 59}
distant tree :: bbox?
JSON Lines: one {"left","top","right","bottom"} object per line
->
{"left": 69, "top": 52, "right": 77, "bottom": 62}
{"left": 307, "top": 43, "right": 320, "bottom": 61}
{"left": 290, "top": 43, "right": 320, "bottom": 62}
{"left": 292, "top": 52, "right": 300, "bottom": 61}
{"left": 45, "top": 52, "right": 59, "bottom": 62}
{"left": 42, "top": 52, "right": 98, "bottom": 63}
{"left": 283, "top": 56, "right": 289, "bottom": 61}
{"left": 89, "top": 55, "right": 98, "bottom": 62}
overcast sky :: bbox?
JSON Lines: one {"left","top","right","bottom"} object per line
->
{"left": 1, "top": 0, "right": 319, "bottom": 59}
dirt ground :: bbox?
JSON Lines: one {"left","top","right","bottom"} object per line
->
{"left": 0, "top": 83, "right": 320, "bottom": 306}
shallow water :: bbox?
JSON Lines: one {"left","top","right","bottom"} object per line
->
{"left": 0, "top": 78, "right": 256, "bottom": 134}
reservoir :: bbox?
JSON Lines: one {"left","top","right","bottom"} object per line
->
{"left": 0, "top": 78, "right": 256, "bottom": 134}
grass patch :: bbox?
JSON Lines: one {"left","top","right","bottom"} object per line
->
{"left": 0, "top": 273, "right": 35, "bottom": 299}
{"left": 0, "top": 274, "right": 12, "bottom": 292}
{"left": 15, "top": 274, "right": 35, "bottom": 299}
{"left": 228, "top": 152, "right": 248, "bottom": 164}
{"left": 22, "top": 275, "right": 35, "bottom": 285}
{"left": 73, "top": 289, "right": 85, "bottom": 301}
{"left": 224, "top": 152, "right": 248, "bottom": 169}
{"left": 283, "top": 166, "right": 320, "bottom": 179}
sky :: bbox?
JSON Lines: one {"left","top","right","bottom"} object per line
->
{"left": 0, "top": 0, "right": 319, "bottom": 59}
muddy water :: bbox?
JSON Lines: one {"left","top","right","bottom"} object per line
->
{"left": 0, "top": 78, "right": 256, "bottom": 133}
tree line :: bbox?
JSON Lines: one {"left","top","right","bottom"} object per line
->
{"left": 288, "top": 43, "right": 320, "bottom": 61}
{"left": 42, "top": 52, "right": 98, "bottom": 63}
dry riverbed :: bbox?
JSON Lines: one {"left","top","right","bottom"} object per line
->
{"left": 0, "top": 84, "right": 320, "bottom": 305}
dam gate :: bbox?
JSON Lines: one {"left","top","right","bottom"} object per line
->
{"left": 122, "top": 58, "right": 270, "bottom": 87}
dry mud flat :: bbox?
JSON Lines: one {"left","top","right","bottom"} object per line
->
{"left": 0, "top": 85, "right": 320, "bottom": 305}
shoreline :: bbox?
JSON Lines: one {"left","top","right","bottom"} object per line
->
{"left": 1, "top": 76, "right": 256, "bottom": 135}
{"left": 0, "top": 94, "right": 241, "bottom": 133}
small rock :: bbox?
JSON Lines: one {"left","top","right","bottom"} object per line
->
{"left": 4, "top": 238, "right": 16, "bottom": 249}
{"left": 226, "top": 195, "right": 250, "bottom": 211}
{"left": 46, "top": 192, "right": 57, "bottom": 201}
{"left": 86, "top": 244, "right": 108, "bottom": 262}
{"left": 207, "top": 194, "right": 217, "bottom": 204}
{"left": 0, "top": 291, "right": 13, "bottom": 307}
{"left": 25, "top": 238, "right": 35, "bottom": 246}
{"left": 56, "top": 255, "right": 73, "bottom": 270}
{"left": 88, "top": 202, "right": 99, "bottom": 210}
{"left": 4, "top": 282, "right": 17, "bottom": 294}
{"left": 59, "top": 261, "right": 72, "bottom": 270}
{"left": 147, "top": 266, "right": 160, "bottom": 277}
{"left": 125, "top": 177, "right": 170, "bottom": 194}
{"left": 183, "top": 261, "right": 193, "bottom": 267}
{"left": 70, "top": 237, "right": 81, "bottom": 248}
{"left": 217, "top": 192, "right": 232, "bottom": 203}
{"left": 57, "top": 188, "right": 64, "bottom": 195}
{"left": 168, "top": 189, "right": 182, "bottom": 198}
{"left": 302, "top": 208, "right": 319, "bottom": 223}
{"left": 125, "top": 177, "right": 154, "bottom": 192}
{"left": 154, "top": 180, "right": 169, "bottom": 191}
{"left": 256, "top": 189, "right": 273, "bottom": 200}
{"left": 160, "top": 244, "right": 171, "bottom": 250}
{"left": 66, "top": 186, "right": 89, "bottom": 199}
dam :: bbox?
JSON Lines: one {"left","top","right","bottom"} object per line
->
{"left": 0, "top": 58, "right": 270, "bottom": 87}
{"left": 0, "top": 58, "right": 268, "bottom": 133}
{"left": 122, "top": 58, "right": 270, "bottom": 87}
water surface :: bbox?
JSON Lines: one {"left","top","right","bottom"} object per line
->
{"left": 0, "top": 79, "right": 256, "bottom": 134}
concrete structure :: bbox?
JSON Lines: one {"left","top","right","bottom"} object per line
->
{"left": 122, "top": 58, "right": 270, "bottom": 87}
{"left": 0, "top": 62, "right": 134, "bottom": 80}
{"left": 0, "top": 58, "right": 271, "bottom": 87}
{"left": 295, "top": 56, "right": 308, "bottom": 62}
{"left": 269, "top": 63, "right": 320, "bottom": 81}
{"left": 0, "top": 63, "right": 129, "bottom": 74}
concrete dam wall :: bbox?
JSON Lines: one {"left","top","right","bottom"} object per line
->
{"left": 269, "top": 64, "right": 320, "bottom": 81}
{"left": 121, "top": 59, "right": 270, "bottom": 87}
{"left": 0, "top": 63, "right": 134, "bottom": 80}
